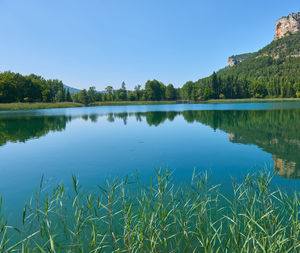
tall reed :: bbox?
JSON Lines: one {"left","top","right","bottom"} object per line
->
{"left": 0, "top": 169, "right": 299, "bottom": 252}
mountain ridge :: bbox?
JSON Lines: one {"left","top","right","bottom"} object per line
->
{"left": 63, "top": 84, "right": 80, "bottom": 94}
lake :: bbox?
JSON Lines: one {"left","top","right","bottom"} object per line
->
{"left": 1, "top": 102, "right": 300, "bottom": 219}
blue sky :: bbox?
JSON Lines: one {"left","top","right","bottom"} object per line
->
{"left": 0, "top": 0, "right": 299, "bottom": 90}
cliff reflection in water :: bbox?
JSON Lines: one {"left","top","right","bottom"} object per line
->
{"left": 105, "top": 109, "right": 300, "bottom": 179}
{"left": 0, "top": 109, "right": 299, "bottom": 179}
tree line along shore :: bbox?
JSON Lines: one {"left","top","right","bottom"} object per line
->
{"left": 0, "top": 69, "right": 300, "bottom": 111}
{"left": 1, "top": 32, "right": 300, "bottom": 109}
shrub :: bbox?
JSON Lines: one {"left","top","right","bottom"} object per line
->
{"left": 219, "top": 93, "right": 225, "bottom": 99}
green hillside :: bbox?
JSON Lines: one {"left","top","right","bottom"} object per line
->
{"left": 180, "top": 32, "right": 300, "bottom": 100}
{"left": 1, "top": 32, "right": 299, "bottom": 104}
{"left": 220, "top": 32, "right": 300, "bottom": 80}
{"left": 229, "top": 52, "right": 254, "bottom": 62}
{"left": 218, "top": 32, "right": 300, "bottom": 96}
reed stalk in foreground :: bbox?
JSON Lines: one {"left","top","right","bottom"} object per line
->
{"left": 0, "top": 169, "right": 299, "bottom": 252}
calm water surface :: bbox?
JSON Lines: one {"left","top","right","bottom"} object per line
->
{"left": 1, "top": 102, "right": 300, "bottom": 218}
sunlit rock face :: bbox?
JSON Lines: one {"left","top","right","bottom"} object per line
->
{"left": 224, "top": 109, "right": 300, "bottom": 180}
{"left": 227, "top": 53, "right": 253, "bottom": 67}
{"left": 228, "top": 57, "right": 241, "bottom": 67}
{"left": 228, "top": 133, "right": 237, "bottom": 142}
{"left": 273, "top": 156, "right": 300, "bottom": 179}
{"left": 274, "top": 12, "right": 300, "bottom": 40}
{"left": 227, "top": 133, "right": 246, "bottom": 143}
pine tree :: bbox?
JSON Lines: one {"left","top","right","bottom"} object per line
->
{"left": 66, "top": 89, "right": 72, "bottom": 102}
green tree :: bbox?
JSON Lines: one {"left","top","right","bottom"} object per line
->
{"left": 66, "top": 89, "right": 72, "bottom": 102}
{"left": 144, "top": 80, "right": 165, "bottom": 101}
{"left": 165, "top": 84, "right": 176, "bottom": 100}
{"left": 116, "top": 82, "right": 127, "bottom": 101}
{"left": 42, "top": 89, "right": 52, "bottom": 102}
{"left": 71, "top": 92, "right": 79, "bottom": 103}
{"left": 127, "top": 91, "right": 136, "bottom": 101}
{"left": 202, "top": 87, "right": 214, "bottom": 100}
{"left": 211, "top": 72, "right": 220, "bottom": 98}
{"left": 55, "top": 87, "right": 66, "bottom": 102}
{"left": 87, "top": 86, "right": 97, "bottom": 102}
{"left": 134, "top": 85, "right": 141, "bottom": 100}
{"left": 78, "top": 89, "right": 89, "bottom": 105}
{"left": 181, "top": 81, "right": 194, "bottom": 100}
{"left": 249, "top": 81, "right": 268, "bottom": 98}
{"left": 121, "top": 81, "right": 126, "bottom": 91}
{"left": 0, "top": 79, "right": 17, "bottom": 102}
{"left": 105, "top": 86, "right": 114, "bottom": 101}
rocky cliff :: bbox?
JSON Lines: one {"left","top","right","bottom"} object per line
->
{"left": 274, "top": 12, "right": 300, "bottom": 40}
{"left": 227, "top": 57, "right": 241, "bottom": 67}
{"left": 226, "top": 12, "right": 300, "bottom": 68}
{"left": 227, "top": 53, "right": 253, "bottom": 67}
{"left": 273, "top": 156, "right": 299, "bottom": 179}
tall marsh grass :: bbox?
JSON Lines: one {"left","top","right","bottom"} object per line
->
{"left": 0, "top": 170, "right": 299, "bottom": 252}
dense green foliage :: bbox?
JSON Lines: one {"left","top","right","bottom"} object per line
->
{"left": 217, "top": 32, "right": 300, "bottom": 98}
{"left": 91, "top": 33, "right": 299, "bottom": 102}
{"left": 229, "top": 52, "right": 254, "bottom": 61}
{"left": 1, "top": 170, "right": 300, "bottom": 252}
{"left": 71, "top": 81, "right": 179, "bottom": 104}
{"left": 0, "top": 71, "right": 179, "bottom": 104}
{"left": 1, "top": 33, "right": 300, "bottom": 104}
{"left": 257, "top": 32, "right": 300, "bottom": 58}
{"left": 0, "top": 72, "right": 72, "bottom": 103}
{"left": 180, "top": 32, "right": 300, "bottom": 100}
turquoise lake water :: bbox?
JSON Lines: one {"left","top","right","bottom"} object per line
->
{"left": 0, "top": 102, "right": 300, "bottom": 218}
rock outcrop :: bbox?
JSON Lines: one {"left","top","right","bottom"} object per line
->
{"left": 227, "top": 57, "right": 240, "bottom": 67}
{"left": 274, "top": 12, "right": 300, "bottom": 40}
{"left": 273, "top": 156, "right": 300, "bottom": 179}
{"left": 227, "top": 53, "right": 253, "bottom": 67}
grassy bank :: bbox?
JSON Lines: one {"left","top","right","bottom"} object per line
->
{"left": 89, "top": 100, "right": 177, "bottom": 106}
{"left": 0, "top": 170, "right": 299, "bottom": 252}
{"left": 0, "top": 102, "right": 84, "bottom": 111}
{"left": 202, "top": 97, "right": 300, "bottom": 104}
{"left": 1, "top": 98, "right": 299, "bottom": 111}
{"left": 90, "top": 98, "right": 300, "bottom": 107}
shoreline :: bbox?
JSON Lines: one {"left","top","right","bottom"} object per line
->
{"left": 0, "top": 98, "right": 300, "bottom": 111}
{"left": 0, "top": 102, "right": 84, "bottom": 111}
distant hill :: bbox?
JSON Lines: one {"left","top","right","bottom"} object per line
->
{"left": 181, "top": 13, "right": 300, "bottom": 101}
{"left": 63, "top": 84, "right": 81, "bottom": 94}
{"left": 63, "top": 84, "right": 108, "bottom": 94}
{"left": 219, "top": 31, "right": 300, "bottom": 83}
{"left": 256, "top": 31, "right": 300, "bottom": 58}
{"left": 221, "top": 12, "right": 300, "bottom": 82}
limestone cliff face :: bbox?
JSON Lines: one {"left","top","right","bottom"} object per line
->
{"left": 227, "top": 53, "right": 253, "bottom": 67}
{"left": 227, "top": 57, "right": 240, "bottom": 67}
{"left": 273, "top": 156, "right": 299, "bottom": 179}
{"left": 226, "top": 12, "right": 300, "bottom": 66}
{"left": 274, "top": 12, "right": 300, "bottom": 40}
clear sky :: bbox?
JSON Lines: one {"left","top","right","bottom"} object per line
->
{"left": 0, "top": 0, "right": 299, "bottom": 90}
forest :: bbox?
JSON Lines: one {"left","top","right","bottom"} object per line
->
{"left": 1, "top": 32, "right": 300, "bottom": 104}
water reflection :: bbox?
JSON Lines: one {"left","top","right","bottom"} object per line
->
{"left": 0, "top": 115, "right": 72, "bottom": 146}
{"left": 1, "top": 109, "right": 299, "bottom": 179}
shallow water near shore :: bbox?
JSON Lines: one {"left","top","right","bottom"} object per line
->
{"left": 0, "top": 102, "right": 300, "bottom": 222}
